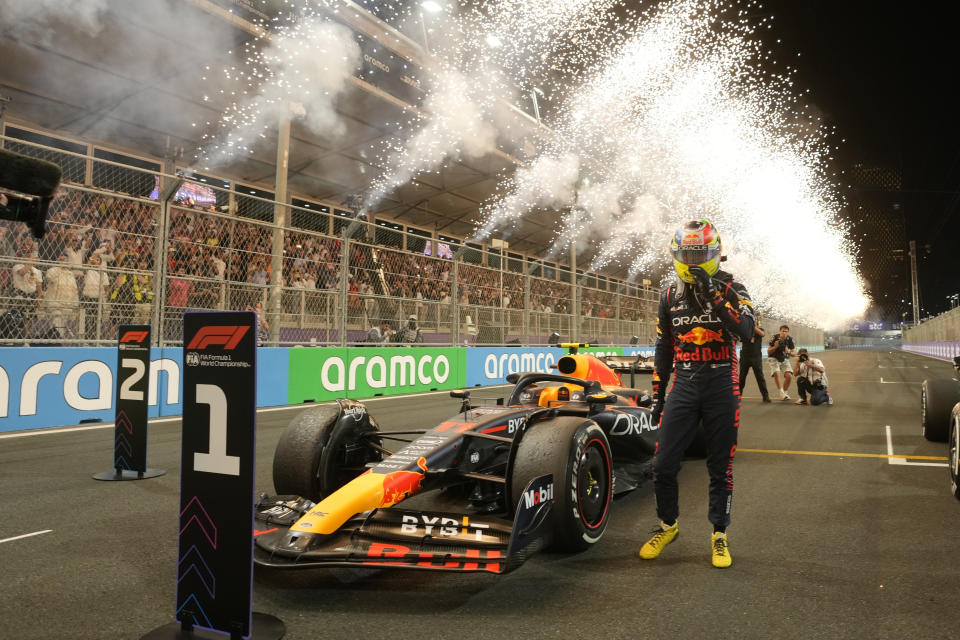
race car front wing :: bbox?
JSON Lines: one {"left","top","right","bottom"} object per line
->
{"left": 253, "top": 474, "right": 554, "bottom": 574}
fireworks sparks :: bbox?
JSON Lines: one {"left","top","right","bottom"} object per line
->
{"left": 197, "top": 1, "right": 360, "bottom": 168}
{"left": 199, "top": 0, "right": 868, "bottom": 328}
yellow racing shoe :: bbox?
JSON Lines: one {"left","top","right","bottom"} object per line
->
{"left": 711, "top": 532, "right": 732, "bottom": 568}
{"left": 637, "top": 521, "right": 679, "bottom": 559}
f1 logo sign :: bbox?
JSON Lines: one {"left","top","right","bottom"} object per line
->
{"left": 120, "top": 330, "right": 150, "bottom": 344}
{"left": 186, "top": 326, "right": 250, "bottom": 350}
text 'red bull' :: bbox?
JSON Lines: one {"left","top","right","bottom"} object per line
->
{"left": 674, "top": 345, "right": 732, "bottom": 363}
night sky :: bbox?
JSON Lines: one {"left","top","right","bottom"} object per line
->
{"left": 760, "top": 1, "right": 959, "bottom": 318}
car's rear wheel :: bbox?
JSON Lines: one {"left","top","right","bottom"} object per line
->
{"left": 511, "top": 417, "right": 613, "bottom": 552}
{"left": 921, "top": 379, "right": 960, "bottom": 442}
{"left": 950, "top": 404, "right": 960, "bottom": 500}
{"left": 273, "top": 402, "right": 381, "bottom": 501}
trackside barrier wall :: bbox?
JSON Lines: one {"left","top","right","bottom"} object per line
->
{"left": 0, "top": 342, "right": 827, "bottom": 432}
{"left": 902, "top": 306, "right": 960, "bottom": 361}
{"left": 901, "top": 343, "right": 960, "bottom": 361}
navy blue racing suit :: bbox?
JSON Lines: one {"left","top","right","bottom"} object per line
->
{"left": 650, "top": 270, "right": 754, "bottom": 529}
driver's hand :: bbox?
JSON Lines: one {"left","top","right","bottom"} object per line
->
{"left": 651, "top": 401, "right": 663, "bottom": 426}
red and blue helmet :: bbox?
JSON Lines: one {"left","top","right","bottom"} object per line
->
{"left": 670, "top": 219, "right": 722, "bottom": 283}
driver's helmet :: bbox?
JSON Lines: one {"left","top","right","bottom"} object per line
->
{"left": 670, "top": 219, "right": 722, "bottom": 283}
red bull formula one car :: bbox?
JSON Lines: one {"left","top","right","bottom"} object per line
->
{"left": 919, "top": 356, "right": 960, "bottom": 499}
{"left": 254, "top": 345, "right": 661, "bottom": 573}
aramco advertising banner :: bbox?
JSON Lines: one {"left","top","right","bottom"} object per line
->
{"left": 0, "top": 347, "right": 288, "bottom": 432}
{"left": 465, "top": 346, "right": 625, "bottom": 386}
{"left": 286, "top": 347, "right": 466, "bottom": 404}
{"left": 0, "top": 345, "right": 653, "bottom": 432}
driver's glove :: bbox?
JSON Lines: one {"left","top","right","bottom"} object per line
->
{"left": 651, "top": 399, "right": 664, "bottom": 426}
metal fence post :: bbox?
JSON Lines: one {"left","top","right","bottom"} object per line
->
{"left": 522, "top": 274, "right": 530, "bottom": 345}
{"left": 451, "top": 258, "right": 460, "bottom": 347}
{"left": 269, "top": 118, "right": 291, "bottom": 346}
{"left": 339, "top": 238, "right": 351, "bottom": 347}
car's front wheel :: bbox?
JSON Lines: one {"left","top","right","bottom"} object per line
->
{"left": 511, "top": 417, "right": 613, "bottom": 552}
{"left": 921, "top": 379, "right": 960, "bottom": 442}
{"left": 273, "top": 401, "right": 381, "bottom": 501}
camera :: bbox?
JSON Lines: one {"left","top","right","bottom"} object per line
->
{"left": 798, "top": 353, "right": 809, "bottom": 362}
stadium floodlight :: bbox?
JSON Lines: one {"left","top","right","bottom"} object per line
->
{"left": 421, "top": 1, "right": 443, "bottom": 13}
{"left": 485, "top": 34, "right": 503, "bottom": 48}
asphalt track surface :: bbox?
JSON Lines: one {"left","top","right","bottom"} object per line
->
{"left": 2, "top": 349, "right": 959, "bottom": 640}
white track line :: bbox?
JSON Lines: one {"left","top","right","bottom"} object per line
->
{"left": 0, "top": 530, "right": 53, "bottom": 545}
{"left": 885, "top": 425, "right": 948, "bottom": 467}
{"left": 0, "top": 386, "right": 513, "bottom": 440}
{"left": 879, "top": 377, "right": 920, "bottom": 384}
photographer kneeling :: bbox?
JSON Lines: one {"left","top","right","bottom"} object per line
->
{"left": 793, "top": 348, "right": 833, "bottom": 406}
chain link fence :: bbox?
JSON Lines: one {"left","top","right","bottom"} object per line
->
{"left": 1, "top": 133, "right": 667, "bottom": 346}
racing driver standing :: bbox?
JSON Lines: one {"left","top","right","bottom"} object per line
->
{"left": 638, "top": 219, "right": 755, "bottom": 568}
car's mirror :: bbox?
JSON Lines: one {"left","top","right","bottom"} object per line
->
{"left": 505, "top": 373, "right": 520, "bottom": 384}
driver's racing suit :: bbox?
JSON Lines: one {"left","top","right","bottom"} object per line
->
{"left": 650, "top": 270, "right": 754, "bottom": 529}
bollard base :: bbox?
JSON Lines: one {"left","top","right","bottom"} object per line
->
{"left": 92, "top": 468, "right": 166, "bottom": 481}
{"left": 141, "top": 612, "right": 285, "bottom": 640}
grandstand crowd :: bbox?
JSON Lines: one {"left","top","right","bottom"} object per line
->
{"left": 0, "top": 187, "right": 651, "bottom": 345}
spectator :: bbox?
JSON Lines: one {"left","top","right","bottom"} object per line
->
{"left": 63, "top": 232, "right": 87, "bottom": 277}
{"left": 81, "top": 253, "right": 110, "bottom": 340}
{"left": 248, "top": 257, "right": 269, "bottom": 286}
{"left": 766, "top": 325, "right": 796, "bottom": 401}
{"left": 131, "top": 257, "right": 155, "bottom": 325}
{"left": 739, "top": 324, "right": 771, "bottom": 402}
{"left": 246, "top": 301, "right": 268, "bottom": 346}
{"left": 165, "top": 263, "right": 193, "bottom": 310}
{"left": 393, "top": 315, "right": 423, "bottom": 343}
{"left": 42, "top": 254, "right": 80, "bottom": 339}
{"left": 11, "top": 251, "right": 43, "bottom": 316}
{"left": 366, "top": 320, "right": 392, "bottom": 344}
{"left": 793, "top": 348, "right": 832, "bottom": 405}
{"left": 187, "top": 264, "right": 220, "bottom": 309}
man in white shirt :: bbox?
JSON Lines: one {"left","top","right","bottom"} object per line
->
{"left": 81, "top": 253, "right": 110, "bottom": 340}
{"left": 12, "top": 252, "right": 43, "bottom": 318}
{"left": 43, "top": 255, "right": 80, "bottom": 338}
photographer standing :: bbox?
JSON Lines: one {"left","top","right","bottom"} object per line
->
{"left": 793, "top": 348, "right": 832, "bottom": 405}
{"left": 767, "top": 325, "right": 795, "bottom": 400}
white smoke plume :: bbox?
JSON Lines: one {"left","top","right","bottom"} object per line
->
{"left": 0, "top": 0, "right": 109, "bottom": 37}
{"left": 198, "top": 13, "right": 361, "bottom": 168}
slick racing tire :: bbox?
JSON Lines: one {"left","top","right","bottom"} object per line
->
{"left": 950, "top": 405, "right": 960, "bottom": 501}
{"left": 511, "top": 417, "right": 613, "bottom": 552}
{"left": 273, "top": 402, "right": 381, "bottom": 501}
{"left": 920, "top": 378, "right": 960, "bottom": 442}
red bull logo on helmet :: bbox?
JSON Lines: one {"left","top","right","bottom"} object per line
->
{"left": 676, "top": 326, "right": 724, "bottom": 345}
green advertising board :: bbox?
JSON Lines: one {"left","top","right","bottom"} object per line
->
{"left": 287, "top": 347, "right": 466, "bottom": 404}
{"left": 580, "top": 345, "right": 624, "bottom": 358}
